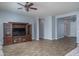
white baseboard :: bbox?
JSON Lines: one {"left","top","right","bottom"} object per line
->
{"left": 0, "top": 42, "right": 3, "bottom": 49}
{"left": 67, "top": 35, "right": 76, "bottom": 37}
{"left": 36, "top": 39, "right": 39, "bottom": 40}
{"left": 0, "top": 45, "right": 4, "bottom": 56}
{"left": 44, "top": 39, "right": 52, "bottom": 40}
{"left": 77, "top": 43, "right": 79, "bottom": 47}
{"left": 43, "top": 38, "right": 56, "bottom": 40}
{"left": 56, "top": 36, "right": 64, "bottom": 39}
{"left": 0, "top": 45, "right": 2, "bottom": 50}
{"left": 0, "top": 50, "right": 4, "bottom": 56}
{"left": 0, "top": 41, "right": 3, "bottom": 46}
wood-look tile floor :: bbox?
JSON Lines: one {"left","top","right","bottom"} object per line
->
{"left": 3, "top": 37, "right": 77, "bottom": 56}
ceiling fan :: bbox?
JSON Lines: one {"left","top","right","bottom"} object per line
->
{"left": 17, "top": 2, "right": 37, "bottom": 12}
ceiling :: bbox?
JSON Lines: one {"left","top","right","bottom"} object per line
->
{"left": 0, "top": 2, "right": 79, "bottom": 16}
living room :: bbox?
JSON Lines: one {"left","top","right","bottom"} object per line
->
{"left": 0, "top": 2, "right": 78, "bottom": 56}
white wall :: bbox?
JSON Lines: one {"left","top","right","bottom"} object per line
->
{"left": 43, "top": 16, "right": 52, "bottom": 40}
{"left": 39, "top": 18, "right": 44, "bottom": 39}
{"left": 36, "top": 17, "right": 39, "bottom": 40}
{"left": 39, "top": 12, "right": 77, "bottom": 42}
{"left": 76, "top": 12, "right": 79, "bottom": 43}
{"left": 57, "top": 18, "right": 64, "bottom": 38}
{"left": 39, "top": 16, "right": 55, "bottom": 40}
{"left": 52, "top": 16, "right": 56, "bottom": 39}
{"left": 0, "top": 11, "right": 37, "bottom": 45}
{"left": 69, "top": 20, "right": 76, "bottom": 37}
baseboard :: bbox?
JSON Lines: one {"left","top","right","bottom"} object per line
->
{"left": 0, "top": 45, "right": 2, "bottom": 50}
{"left": 0, "top": 41, "right": 3, "bottom": 49}
{"left": 36, "top": 39, "right": 39, "bottom": 40}
{"left": 0, "top": 45, "right": 4, "bottom": 56}
{"left": 34, "top": 37, "right": 65, "bottom": 40}
{"left": 56, "top": 36, "right": 64, "bottom": 39}
{"left": 68, "top": 36, "right": 76, "bottom": 37}
{"left": 68, "top": 35, "right": 76, "bottom": 37}
{"left": 54, "top": 37, "right": 58, "bottom": 40}
{"left": 0, "top": 41, "right": 3, "bottom": 46}
{"left": 43, "top": 38, "right": 56, "bottom": 40}
{"left": 77, "top": 43, "right": 79, "bottom": 47}
{"left": 0, "top": 44, "right": 4, "bottom": 56}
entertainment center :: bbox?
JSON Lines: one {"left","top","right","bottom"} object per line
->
{"left": 3, "top": 22, "right": 32, "bottom": 45}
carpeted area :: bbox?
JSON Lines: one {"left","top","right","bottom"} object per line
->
{"left": 3, "top": 37, "right": 77, "bottom": 56}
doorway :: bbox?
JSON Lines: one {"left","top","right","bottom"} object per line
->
{"left": 57, "top": 15, "right": 77, "bottom": 39}
{"left": 64, "top": 15, "right": 76, "bottom": 38}
{"left": 39, "top": 18, "right": 44, "bottom": 40}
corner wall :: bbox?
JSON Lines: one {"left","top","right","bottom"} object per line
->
{"left": 39, "top": 16, "right": 56, "bottom": 40}
{"left": 76, "top": 12, "right": 79, "bottom": 43}
{"left": 43, "top": 16, "right": 53, "bottom": 40}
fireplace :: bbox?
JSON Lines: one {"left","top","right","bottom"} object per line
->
{"left": 12, "top": 28, "right": 26, "bottom": 36}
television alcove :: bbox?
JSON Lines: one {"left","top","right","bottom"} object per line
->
{"left": 3, "top": 22, "right": 32, "bottom": 45}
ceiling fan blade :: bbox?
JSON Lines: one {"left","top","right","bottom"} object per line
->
{"left": 30, "top": 7, "right": 37, "bottom": 10}
{"left": 18, "top": 8, "right": 23, "bottom": 9}
{"left": 28, "top": 3, "right": 34, "bottom": 7}
{"left": 17, "top": 3, "right": 25, "bottom": 7}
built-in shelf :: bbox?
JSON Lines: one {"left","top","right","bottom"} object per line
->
{"left": 3, "top": 22, "right": 32, "bottom": 45}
